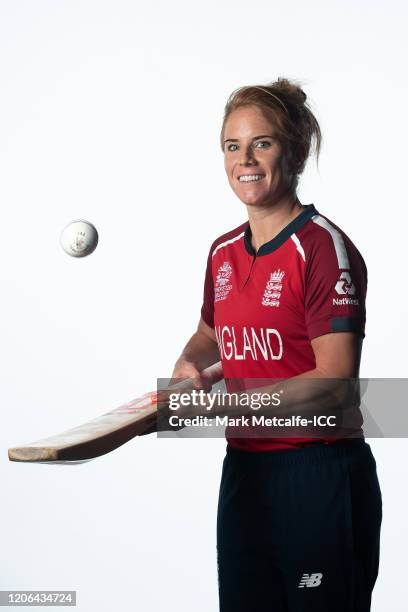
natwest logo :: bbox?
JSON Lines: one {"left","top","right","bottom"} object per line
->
{"left": 335, "top": 271, "right": 356, "bottom": 295}
{"left": 333, "top": 271, "right": 359, "bottom": 305}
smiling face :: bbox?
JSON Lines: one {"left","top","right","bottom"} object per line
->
{"left": 223, "top": 105, "right": 294, "bottom": 208}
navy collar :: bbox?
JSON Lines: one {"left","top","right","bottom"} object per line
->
{"left": 244, "top": 203, "right": 318, "bottom": 256}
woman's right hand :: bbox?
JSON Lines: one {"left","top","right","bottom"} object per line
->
{"left": 170, "top": 358, "right": 213, "bottom": 392}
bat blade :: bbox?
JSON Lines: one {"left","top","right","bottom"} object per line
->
{"left": 8, "top": 362, "right": 223, "bottom": 463}
{"left": 8, "top": 397, "right": 158, "bottom": 462}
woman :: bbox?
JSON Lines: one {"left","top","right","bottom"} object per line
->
{"left": 170, "top": 78, "right": 382, "bottom": 611}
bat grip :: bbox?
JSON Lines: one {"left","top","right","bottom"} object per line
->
{"left": 169, "top": 361, "right": 223, "bottom": 392}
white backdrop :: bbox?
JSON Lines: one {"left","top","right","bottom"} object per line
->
{"left": 1, "top": 1, "right": 407, "bottom": 610}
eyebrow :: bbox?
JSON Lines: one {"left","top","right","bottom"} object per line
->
{"left": 223, "top": 134, "right": 276, "bottom": 145}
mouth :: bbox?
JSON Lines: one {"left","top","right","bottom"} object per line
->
{"left": 237, "top": 174, "right": 266, "bottom": 183}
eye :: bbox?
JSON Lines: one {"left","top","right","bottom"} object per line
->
{"left": 254, "top": 140, "right": 272, "bottom": 149}
{"left": 226, "top": 143, "right": 238, "bottom": 152}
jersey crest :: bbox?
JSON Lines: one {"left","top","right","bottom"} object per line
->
{"left": 261, "top": 268, "right": 285, "bottom": 307}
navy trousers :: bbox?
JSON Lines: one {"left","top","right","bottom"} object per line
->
{"left": 217, "top": 439, "right": 382, "bottom": 611}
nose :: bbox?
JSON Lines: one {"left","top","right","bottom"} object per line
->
{"left": 239, "top": 145, "right": 257, "bottom": 166}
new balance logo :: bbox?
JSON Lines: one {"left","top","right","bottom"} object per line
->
{"left": 298, "top": 572, "right": 323, "bottom": 588}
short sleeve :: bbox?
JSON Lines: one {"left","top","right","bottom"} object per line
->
{"left": 200, "top": 246, "right": 215, "bottom": 328}
{"left": 304, "top": 234, "right": 367, "bottom": 340}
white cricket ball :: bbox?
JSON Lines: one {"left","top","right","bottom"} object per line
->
{"left": 60, "top": 220, "right": 99, "bottom": 258}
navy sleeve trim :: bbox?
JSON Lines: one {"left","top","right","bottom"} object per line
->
{"left": 331, "top": 316, "right": 365, "bottom": 337}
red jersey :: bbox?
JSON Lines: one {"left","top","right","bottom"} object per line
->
{"left": 200, "top": 204, "right": 367, "bottom": 452}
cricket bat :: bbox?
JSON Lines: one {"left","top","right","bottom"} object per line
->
{"left": 8, "top": 362, "right": 223, "bottom": 463}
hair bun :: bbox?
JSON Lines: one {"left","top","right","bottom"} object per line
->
{"left": 274, "top": 77, "right": 307, "bottom": 105}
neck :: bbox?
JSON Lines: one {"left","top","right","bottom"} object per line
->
{"left": 247, "top": 193, "right": 304, "bottom": 253}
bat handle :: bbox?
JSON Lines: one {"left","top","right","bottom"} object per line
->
{"left": 200, "top": 361, "right": 224, "bottom": 387}
{"left": 169, "top": 361, "right": 223, "bottom": 392}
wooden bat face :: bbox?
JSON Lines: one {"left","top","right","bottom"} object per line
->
{"left": 8, "top": 362, "right": 223, "bottom": 463}
{"left": 8, "top": 393, "right": 159, "bottom": 463}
